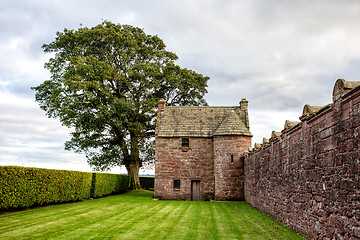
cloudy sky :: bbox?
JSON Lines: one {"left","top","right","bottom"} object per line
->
{"left": 1, "top": 0, "right": 360, "bottom": 174}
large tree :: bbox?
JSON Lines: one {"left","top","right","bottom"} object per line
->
{"left": 32, "top": 21, "right": 208, "bottom": 189}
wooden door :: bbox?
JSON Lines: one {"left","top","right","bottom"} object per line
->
{"left": 191, "top": 180, "right": 201, "bottom": 201}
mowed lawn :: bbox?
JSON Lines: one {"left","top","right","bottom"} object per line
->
{"left": 0, "top": 190, "right": 305, "bottom": 240}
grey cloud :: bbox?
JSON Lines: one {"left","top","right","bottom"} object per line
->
{"left": 1, "top": 0, "right": 360, "bottom": 171}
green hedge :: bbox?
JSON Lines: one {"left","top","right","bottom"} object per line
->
{"left": 0, "top": 166, "right": 92, "bottom": 210}
{"left": 91, "top": 173, "right": 130, "bottom": 198}
{"left": 140, "top": 177, "right": 154, "bottom": 190}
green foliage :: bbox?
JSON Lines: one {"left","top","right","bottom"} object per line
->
{"left": 0, "top": 166, "right": 92, "bottom": 210}
{"left": 32, "top": 21, "right": 209, "bottom": 189}
{"left": 91, "top": 173, "right": 130, "bottom": 198}
{"left": 139, "top": 177, "right": 154, "bottom": 190}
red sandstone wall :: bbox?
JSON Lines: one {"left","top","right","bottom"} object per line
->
{"left": 154, "top": 137, "right": 214, "bottom": 201}
{"left": 214, "top": 136, "right": 251, "bottom": 200}
{"left": 244, "top": 84, "right": 360, "bottom": 239}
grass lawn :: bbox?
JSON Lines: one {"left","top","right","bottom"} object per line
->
{"left": 0, "top": 190, "right": 305, "bottom": 239}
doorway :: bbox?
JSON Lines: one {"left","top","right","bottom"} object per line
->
{"left": 191, "top": 180, "right": 201, "bottom": 201}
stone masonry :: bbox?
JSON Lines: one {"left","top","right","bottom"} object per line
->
{"left": 214, "top": 135, "right": 251, "bottom": 200}
{"left": 245, "top": 79, "right": 360, "bottom": 239}
{"left": 154, "top": 99, "right": 252, "bottom": 201}
{"left": 155, "top": 137, "right": 215, "bottom": 201}
{"left": 154, "top": 78, "right": 359, "bottom": 239}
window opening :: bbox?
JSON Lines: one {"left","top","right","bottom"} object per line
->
{"left": 182, "top": 138, "right": 189, "bottom": 148}
{"left": 231, "top": 155, "right": 234, "bottom": 163}
{"left": 174, "top": 180, "right": 181, "bottom": 189}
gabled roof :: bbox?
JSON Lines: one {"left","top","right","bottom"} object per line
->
{"left": 213, "top": 110, "right": 251, "bottom": 136}
{"left": 156, "top": 105, "right": 252, "bottom": 138}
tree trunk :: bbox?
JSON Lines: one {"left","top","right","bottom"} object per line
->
{"left": 126, "top": 162, "right": 141, "bottom": 189}
{"left": 126, "top": 132, "right": 142, "bottom": 190}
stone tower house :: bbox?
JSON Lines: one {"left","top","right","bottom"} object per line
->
{"left": 154, "top": 99, "right": 252, "bottom": 201}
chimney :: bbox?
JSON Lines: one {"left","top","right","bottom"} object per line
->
{"left": 158, "top": 99, "right": 166, "bottom": 111}
{"left": 239, "top": 98, "right": 248, "bottom": 110}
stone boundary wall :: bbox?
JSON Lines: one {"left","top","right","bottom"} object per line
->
{"left": 244, "top": 79, "right": 360, "bottom": 239}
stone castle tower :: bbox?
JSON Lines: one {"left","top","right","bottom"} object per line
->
{"left": 154, "top": 99, "right": 252, "bottom": 201}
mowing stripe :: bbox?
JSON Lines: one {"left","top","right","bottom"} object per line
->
{"left": 0, "top": 191, "right": 305, "bottom": 240}
{"left": 114, "top": 201, "right": 168, "bottom": 239}
{"left": 208, "top": 204, "right": 219, "bottom": 239}
{"left": 218, "top": 203, "right": 244, "bottom": 240}
{"left": 61, "top": 201, "right": 165, "bottom": 239}
{"left": 143, "top": 201, "right": 190, "bottom": 239}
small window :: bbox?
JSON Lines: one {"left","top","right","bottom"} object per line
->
{"left": 174, "top": 180, "right": 181, "bottom": 189}
{"left": 182, "top": 138, "right": 189, "bottom": 148}
{"left": 231, "top": 155, "right": 234, "bottom": 163}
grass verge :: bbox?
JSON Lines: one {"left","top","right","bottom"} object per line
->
{"left": 0, "top": 190, "right": 305, "bottom": 239}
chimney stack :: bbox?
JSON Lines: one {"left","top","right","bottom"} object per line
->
{"left": 158, "top": 99, "right": 166, "bottom": 111}
{"left": 239, "top": 98, "right": 248, "bottom": 110}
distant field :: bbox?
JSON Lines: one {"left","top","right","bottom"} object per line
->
{"left": 0, "top": 190, "right": 305, "bottom": 239}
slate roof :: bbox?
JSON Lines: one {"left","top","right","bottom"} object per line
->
{"left": 156, "top": 106, "right": 252, "bottom": 137}
{"left": 213, "top": 110, "right": 251, "bottom": 136}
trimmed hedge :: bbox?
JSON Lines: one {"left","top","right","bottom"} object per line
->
{"left": 0, "top": 166, "right": 92, "bottom": 210}
{"left": 91, "top": 173, "right": 130, "bottom": 198}
{"left": 140, "top": 177, "right": 154, "bottom": 190}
